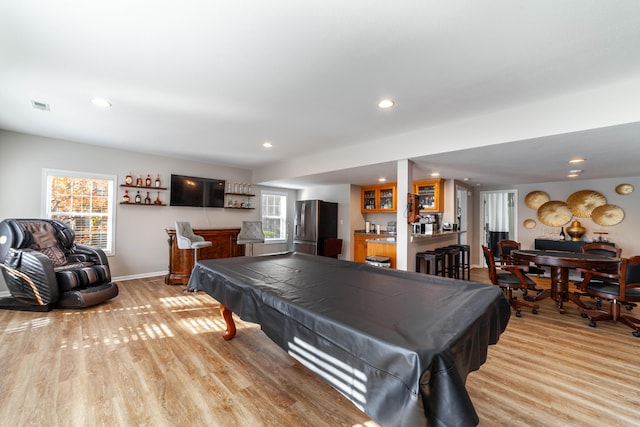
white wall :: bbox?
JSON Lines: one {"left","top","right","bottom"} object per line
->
{"left": 0, "top": 130, "right": 295, "bottom": 293}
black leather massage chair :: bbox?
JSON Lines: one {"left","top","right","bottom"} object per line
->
{"left": 0, "top": 218, "right": 119, "bottom": 311}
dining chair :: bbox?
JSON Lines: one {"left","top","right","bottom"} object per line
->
{"left": 482, "top": 245, "right": 541, "bottom": 317}
{"left": 497, "top": 239, "right": 545, "bottom": 275}
{"left": 574, "top": 243, "right": 623, "bottom": 305}
{"left": 576, "top": 256, "right": 640, "bottom": 337}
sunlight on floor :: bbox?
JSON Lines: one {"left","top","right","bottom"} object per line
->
{"left": 4, "top": 317, "right": 51, "bottom": 333}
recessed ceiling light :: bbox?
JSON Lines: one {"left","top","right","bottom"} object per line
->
{"left": 378, "top": 177, "right": 386, "bottom": 182}
{"left": 31, "top": 100, "right": 50, "bottom": 111}
{"left": 567, "top": 173, "right": 580, "bottom": 178}
{"left": 430, "top": 172, "right": 440, "bottom": 177}
{"left": 377, "top": 98, "right": 395, "bottom": 109}
{"left": 569, "top": 158, "right": 585, "bottom": 164}
{"left": 569, "top": 169, "right": 583, "bottom": 174}
{"left": 91, "top": 98, "right": 112, "bottom": 108}
{"left": 463, "top": 177, "right": 471, "bottom": 181}
{"left": 262, "top": 141, "right": 273, "bottom": 148}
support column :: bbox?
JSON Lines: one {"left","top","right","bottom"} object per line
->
{"left": 396, "top": 159, "right": 413, "bottom": 271}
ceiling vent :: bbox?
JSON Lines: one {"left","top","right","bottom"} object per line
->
{"left": 31, "top": 100, "right": 50, "bottom": 111}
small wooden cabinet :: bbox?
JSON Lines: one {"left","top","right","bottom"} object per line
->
{"left": 354, "top": 233, "right": 369, "bottom": 263}
{"left": 361, "top": 183, "right": 397, "bottom": 213}
{"left": 165, "top": 228, "right": 244, "bottom": 285}
{"left": 413, "top": 179, "right": 444, "bottom": 212}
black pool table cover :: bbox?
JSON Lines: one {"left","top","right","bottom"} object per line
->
{"left": 188, "top": 252, "right": 510, "bottom": 427}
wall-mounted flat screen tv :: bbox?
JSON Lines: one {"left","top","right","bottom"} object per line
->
{"left": 170, "top": 174, "right": 225, "bottom": 208}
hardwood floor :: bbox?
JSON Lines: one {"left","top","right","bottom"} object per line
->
{"left": 1, "top": 270, "right": 639, "bottom": 426}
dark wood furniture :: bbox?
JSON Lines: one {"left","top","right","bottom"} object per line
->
{"left": 482, "top": 245, "right": 542, "bottom": 317}
{"left": 512, "top": 249, "right": 619, "bottom": 314}
{"left": 575, "top": 256, "right": 640, "bottom": 336}
{"left": 534, "top": 238, "right": 615, "bottom": 253}
{"left": 164, "top": 227, "right": 243, "bottom": 285}
{"left": 188, "top": 252, "right": 510, "bottom": 427}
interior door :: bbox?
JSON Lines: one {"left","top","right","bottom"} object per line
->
{"left": 480, "top": 190, "right": 517, "bottom": 264}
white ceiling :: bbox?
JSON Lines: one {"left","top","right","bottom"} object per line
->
{"left": 2, "top": 1, "right": 640, "bottom": 188}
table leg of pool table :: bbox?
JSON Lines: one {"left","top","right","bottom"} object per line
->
{"left": 220, "top": 304, "right": 237, "bottom": 340}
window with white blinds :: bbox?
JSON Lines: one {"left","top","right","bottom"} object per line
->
{"left": 43, "top": 169, "right": 116, "bottom": 255}
{"left": 261, "top": 190, "right": 287, "bottom": 242}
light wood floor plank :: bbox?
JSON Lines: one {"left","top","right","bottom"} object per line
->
{"left": 2, "top": 270, "right": 640, "bottom": 426}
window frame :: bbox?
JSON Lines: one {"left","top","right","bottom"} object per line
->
{"left": 260, "top": 190, "right": 288, "bottom": 244}
{"left": 42, "top": 168, "right": 117, "bottom": 255}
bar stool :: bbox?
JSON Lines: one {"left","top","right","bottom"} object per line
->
{"left": 446, "top": 244, "right": 471, "bottom": 280}
{"left": 436, "top": 246, "right": 460, "bottom": 279}
{"left": 416, "top": 251, "right": 446, "bottom": 276}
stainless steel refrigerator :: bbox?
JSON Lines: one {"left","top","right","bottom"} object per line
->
{"left": 293, "top": 200, "right": 338, "bottom": 255}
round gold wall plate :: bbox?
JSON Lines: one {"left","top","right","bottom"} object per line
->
{"left": 615, "top": 184, "right": 634, "bottom": 195}
{"left": 525, "top": 191, "right": 550, "bottom": 210}
{"left": 566, "top": 190, "right": 606, "bottom": 218}
{"left": 537, "top": 201, "right": 573, "bottom": 226}
{"left": 591, "top": 204, "right": 624, "bottom": 226}
{"left": 523, "top": 219, "right": 536, "bottom": 229}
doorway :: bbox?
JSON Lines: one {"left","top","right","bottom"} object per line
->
{"left": 456, "top": 185, "right": 470, "bottom": 245}
{"left": 480, "top": 189, "right": 518, "bottom": 264}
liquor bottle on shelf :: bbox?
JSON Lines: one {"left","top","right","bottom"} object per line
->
{"left": 144, "top": 192, "right": 151, "bottom": 204}
{"left": 122, "top": 190, "right": 130, "bottom": 203}
{"left": 136, "top": 175, "right": 143, "bottom": 187}
{"left": 125, "top": 173, "right": 133, "bottom": 185}
{"left": 559, "top": 227, "right": 566, "bottom": 241}
{"left": 155, "top": 192, "right": 162, "bottom": 204}
{"left": 135, "top": 191, "right": 142, "bottom": 204}
{"left": 155, "top": 174, "right": 161, "bottom": 188}
{"left": 227, "top": 181, "right": 232, "bottom": 193}
{"left": 145, "top": 174, "right": 152, "bottom": 187}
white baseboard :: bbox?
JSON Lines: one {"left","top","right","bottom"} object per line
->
{"left": 112, "top": 271, "right": 168, "bottom": 282}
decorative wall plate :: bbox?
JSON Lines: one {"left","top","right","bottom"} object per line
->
{"left": 525, "top": 191, "right": 550, "bottom": 210}
{"left": 537, "top": 201, "right": 573, "bottom": 226}
{"left": 591, "top": 204, "right": 624, "bottom": 226}
{"left": 523, "top": 219, "right": 536, "bottom": 229}
{"left": 566, "top": 190, "right": 606, "bottom": 218}
{"left": 615, "top": 183, "right": 634, "bottom": 195}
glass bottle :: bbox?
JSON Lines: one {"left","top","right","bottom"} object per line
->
{"left": 155, "top": 174, "right": 161, "bottom": 188}
{"left": 136, "top": 175, "right": 143, "bottom": 187}
{"left": 122, "top": 190, "right": 130, "bottom": 203}
{"left": 125, "top": 173, "right": 133, "bottom": 185}
{"left": 135, "top": 191, "right": 142, "bottom": 203}
{"left": 144, "top": 191, "right": 151, "bottom": 204}
{"left": 145, "top": 174, "right": 152, "bottom": 187}
{"left": 155, "top": 192, "right": 162, "bottom": 204}
{"left": 559, "top": 227, "right": 566, "bottom": 241}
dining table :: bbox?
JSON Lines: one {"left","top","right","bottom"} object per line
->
{"left": 512, "top": 249, "right": 620, "bottom": 313}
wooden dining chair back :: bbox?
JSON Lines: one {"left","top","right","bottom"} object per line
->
{"left": 577, "top": 256, "right": 640, "bottom": 337}
{"left": 497, "top": 239, "right": 545, "bottom": 276}
{"left": 497, "top": 239, "right": 520, "bottom": 265}
{"left": 581, "top": 243, "right": 621, "bottom": 258}
{"left": 482, "top": 245, "right": 540, "bottom": 317}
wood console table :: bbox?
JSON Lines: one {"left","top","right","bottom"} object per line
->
{"left": 164, "top": 227, "right": 243, "bottom": 285}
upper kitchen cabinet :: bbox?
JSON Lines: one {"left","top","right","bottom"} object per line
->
{"left": 413, "top": 179, "right": 444, "bottom": 212}
{"left": 361, "top": 183, "right": 397, "bottom": 213}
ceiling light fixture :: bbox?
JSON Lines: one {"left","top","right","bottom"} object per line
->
{"left": 31, "top": 100, "right": 50, "bottom": 111}
{"left": 377, "top": 98, "right": 395, "bottom": 109}
{"left": 430, "top": 172, "right": 440, "bottom": 177}
{"left": 262, "top": 142, "right": 273, "bottom": 148}
{"left": 567, "top": 173, "right": 580, "bottom": 178}
{"left": 569, "top": 158, "right": 585, "bottom": 164}
{"left": 569, "top": 169, "right": 583, "bottom": 174}
{"left": 378, "top": 177, "right": 386, "bottom": 182}
{"left": 91, "top": 98, "right": 112, "bottom": 108}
